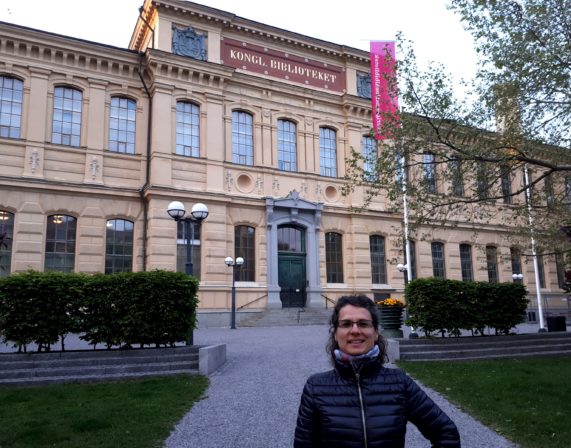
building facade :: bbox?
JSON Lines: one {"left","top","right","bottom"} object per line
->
{"left": 0, "top": 0, "right": 567, "bottom": 326}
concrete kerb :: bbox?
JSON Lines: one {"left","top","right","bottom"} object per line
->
{"left": 198, "top": 344, "right": 226, "bottom": 375}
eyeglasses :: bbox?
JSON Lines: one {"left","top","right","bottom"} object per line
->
{"left": 338, "top": 319, "right": 374, "bottom": 330}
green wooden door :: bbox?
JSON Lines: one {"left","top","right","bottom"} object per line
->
{"left": 278, "top": 254, "right": 306, "bottom": 307}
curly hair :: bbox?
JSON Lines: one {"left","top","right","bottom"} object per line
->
{"left": 325, "top": 294, "right": 387, "bottom": 365}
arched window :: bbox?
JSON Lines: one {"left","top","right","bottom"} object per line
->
{"left": 232, "top": 111, "right": 253, "bottom": 165}
{"left": 431, "top": 242, "right": 446, "bottom": 278}
{"left": 369, "top": 235, "right": 386, "bottom": 284}
{"left": 459, "top": 244, "right": 473, "bottom": 281}
{"left": 0, "top": 76, "right": 23, "bottom": 139}
{"left": 362, "top": 136, "right": 377, "bottom": 181}
{"left": 423, "top": 151, "right": 437, "bottom": 193}
{"left": 486, "top": 245, "right": 499, "bottom": 283}
{"left": 109, "top": 96, "right": 136, "bottom": 154}
{"left": 325, "top": 232, "right": 343, "bottom": 283}
{"left": 176, "top": 101, "right": 200, "bottom": 157}
{"left": 52, "top": 86, "right": 82, "bottom": 147}
{"left": 0, "top": 210, "right": 14, "bottom": 277}
{"left": 319, "top": 127, "right": 337, "bottom": 177}
{"left": 278, "top": 119, "right": 297, "bottom": 172}
{"left": 105, "top": 219, "right": 134, "bottom": 274}
{"left": 277, "top": 225, "right": 304, "bottom": 252}
{"left": 45, "top": 214, "right": 76, "bottom": 272}
{"left": 235, "top": 225, "right": 255, "bottom": 281}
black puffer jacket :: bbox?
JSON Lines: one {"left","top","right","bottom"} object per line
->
{"left": 294, "top": 356, "right": 461, "bottom": 448}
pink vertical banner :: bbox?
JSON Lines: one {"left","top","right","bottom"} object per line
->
{"left": 370, "top": 41, "right": 398, "bottom": 140}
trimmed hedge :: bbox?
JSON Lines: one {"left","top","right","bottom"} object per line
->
{"left": 0, "top": 270, "right": 198, "bottom": 351}
{"left": 405, "top": 278, "right": 529, "bottom": 337}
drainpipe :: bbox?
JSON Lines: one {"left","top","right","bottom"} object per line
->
{"left": 136, "top": 6, "right": 155, "bottom": 272}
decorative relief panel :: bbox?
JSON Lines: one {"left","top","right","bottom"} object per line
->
{"left": 172, "top": 26, "right": 207, "bottom": 61}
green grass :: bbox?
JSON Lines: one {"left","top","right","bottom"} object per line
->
{"left": 398, "top": 357, "right": 571, "bottom": 448}
{"left": 0, "top": 374, "right": 209, "bottom": 448}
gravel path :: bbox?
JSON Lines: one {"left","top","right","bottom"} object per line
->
{"left": 165, "top": 325, "right": 517, "bottom": 448}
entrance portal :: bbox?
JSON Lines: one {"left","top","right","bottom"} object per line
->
{"left": 277, "top": 225, "right": 306, "bottom": 307}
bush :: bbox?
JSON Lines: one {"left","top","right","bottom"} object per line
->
{"left": 405, "top": 278, "right": 529, "bottom": 337}
{"left": 0, "top": 270, "right": 199, "bottom": 351}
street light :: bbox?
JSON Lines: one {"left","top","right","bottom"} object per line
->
{"left": 225, "top": 256, "right": 244, "bottom": 329}
{"left": 397, "top": 263, "right": 408, "bottom": 273}
{"left": 167, "top": 201, "right": 209, "bottom": 345}
{"left": 512, "top": 273, "right": 524, "bottom": 281}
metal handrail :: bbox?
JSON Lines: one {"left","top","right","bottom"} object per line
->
{"left": 321, "top": 294, "right": 336, "bottom": 309}
{"left": 237, "top": 293, "right": 268, "bottom": 310}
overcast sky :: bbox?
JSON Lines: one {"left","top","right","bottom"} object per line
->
{"left": 0, "top": 0, "right": 478, "bottom": 87}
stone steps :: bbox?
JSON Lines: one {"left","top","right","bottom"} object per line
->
{"left": 240, "top": 308, "right": 332, "bottom": 327}
{"left": 0, "top": 346, "right": 201, "bottom": 387}
{"left": 399, "top": 332, "right": 571, "bottom": 361}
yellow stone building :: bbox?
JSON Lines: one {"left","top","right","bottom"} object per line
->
{"left": 0, "top": 0, "right": 567, "bottom": 326}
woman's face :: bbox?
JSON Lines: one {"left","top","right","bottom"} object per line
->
{"left": 335, "top": 304, "right": 378, "bottom": 356}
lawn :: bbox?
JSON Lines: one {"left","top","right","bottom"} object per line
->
{"left": 0, "top": 374, "right": 209, "bottom": 448}
{"left": 398, "top": 357, "right": 571, "bottom": 448}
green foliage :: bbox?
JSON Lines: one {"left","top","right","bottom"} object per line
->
{"left": 343, "top": 0, "right": 571, "bottom": 257}
{"left": 0, "top": 270, "right": 199, "bottom": 351}
{"left": 405, "top": 278, "right": 528, "bottom": 336}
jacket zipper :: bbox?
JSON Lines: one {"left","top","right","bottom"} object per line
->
{"left": 355, "top": 372, "right": 368, "bottom": 448}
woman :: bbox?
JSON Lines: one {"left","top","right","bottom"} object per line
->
{"left": 294, "top": 295, "right": 461, "bottom": 448}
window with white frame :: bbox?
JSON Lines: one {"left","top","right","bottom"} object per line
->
{"left": 319, "top": 127, "right": 337, "bottom": 177}
{"left": 176, "top": 101, "right": 200, "bottom": 157}
{"left": 109, "top": 97, "right": 136, "bottom": 154}
{"left": 0, "top": 76, "right": 23, "bottom": 139}
{"left": 232, "top": 111, "right": 254, "bottom": 166}
{"left": 278, "top": 119, "right": 297, "bottom": 172}
{"left": 52, "top": 86, "right": 82, "bottom": 147}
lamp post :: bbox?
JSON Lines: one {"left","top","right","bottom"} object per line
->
{"left": 167, "top": 201, "right": 209, "bottom": 345}
{"left": 225, "top": 256, "right": 244, "bottom": 329}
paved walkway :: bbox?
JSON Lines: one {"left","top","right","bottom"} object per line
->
{"left": 165, "top": 325, "right": 517, "bottom": 448}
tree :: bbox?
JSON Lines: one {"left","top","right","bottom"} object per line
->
{"left": 344, "top": 0, "right": 571, "bottom": 260}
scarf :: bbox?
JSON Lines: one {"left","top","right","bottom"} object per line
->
{"left": 334, "top": 345, "right": 380, "bottom": 365}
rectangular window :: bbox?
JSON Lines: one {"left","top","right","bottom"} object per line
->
{"left": 0, "top": 210, "right": 14, "bottom": 277}
{"left": 423, "top": 152, "right": 437, "bottom": 193}
{"left": 545, "top": 175, "right": 555, "bottom": 208}
{"left": 405, "top": 240, "right": 417, "bottom": 280}
{"left": 362, "top": 136, "right": 377, "bottom": 181}
{"left": 177, "top": 220, "right": 202, "bottom": 279}
{"left": 477, "top": 164, "right": 490, "bottom": 199}
{"left": 278, "top": 119, "right": 297, "bottom": 171}
{"left": 52, "top": 86, "right": 82, "bottom": 147}
{"left": 555, "top": 253, "right": 566, "bottom": 289}
{"left": 565, "top": 177, "right": 571, "bottom": 210}
{"left": 235, "top": 226, "right": 255, "bottom": 281}
{"left": 486, "top": 245, "right": 499, "bottom": 283}
{"left": 109, "top": 97, "right": 136, "bottom": 154}
{"left": 176, "top": 101, "right": 200, "bottom": 157}
{"left": 0, "top": 76, "right": 23, "bottom": 139}
{"left": 232, "top": 111, "right": 254, "bottom": 166}
{"left": 511, "top": 247, "right": 523, "bottom": 284}
{"left": 500, "top": 166, "right": 512, "bottom": 204}
{"left": 450, "top": 158, "right": 464, "bottom": 197}
{"left": 370, "top": 235, "right": 386, "bottom": 284}
{"left": 105, "top": 219, "right": 134, "bottom": 274}
{"left": 536, "top": 254, "right": 545, "bottom": 288}
{"left": 45, "top": 215, "right": 76, "bottom": 272}
{"left": 325, "top": 232, "right": 343, "bottom": 283}
{"left": 431, "top": 242, "right": 446, "bottom": 278}
{"left": 459, "top": 244, "right": 473, "bottom": 282}
{"left": 320, "top": 128, "right": 337, "bottom": 177}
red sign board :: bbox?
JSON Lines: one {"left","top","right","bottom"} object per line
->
{"left": 221, "top": 38, "right": 346, "bottom": 93}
